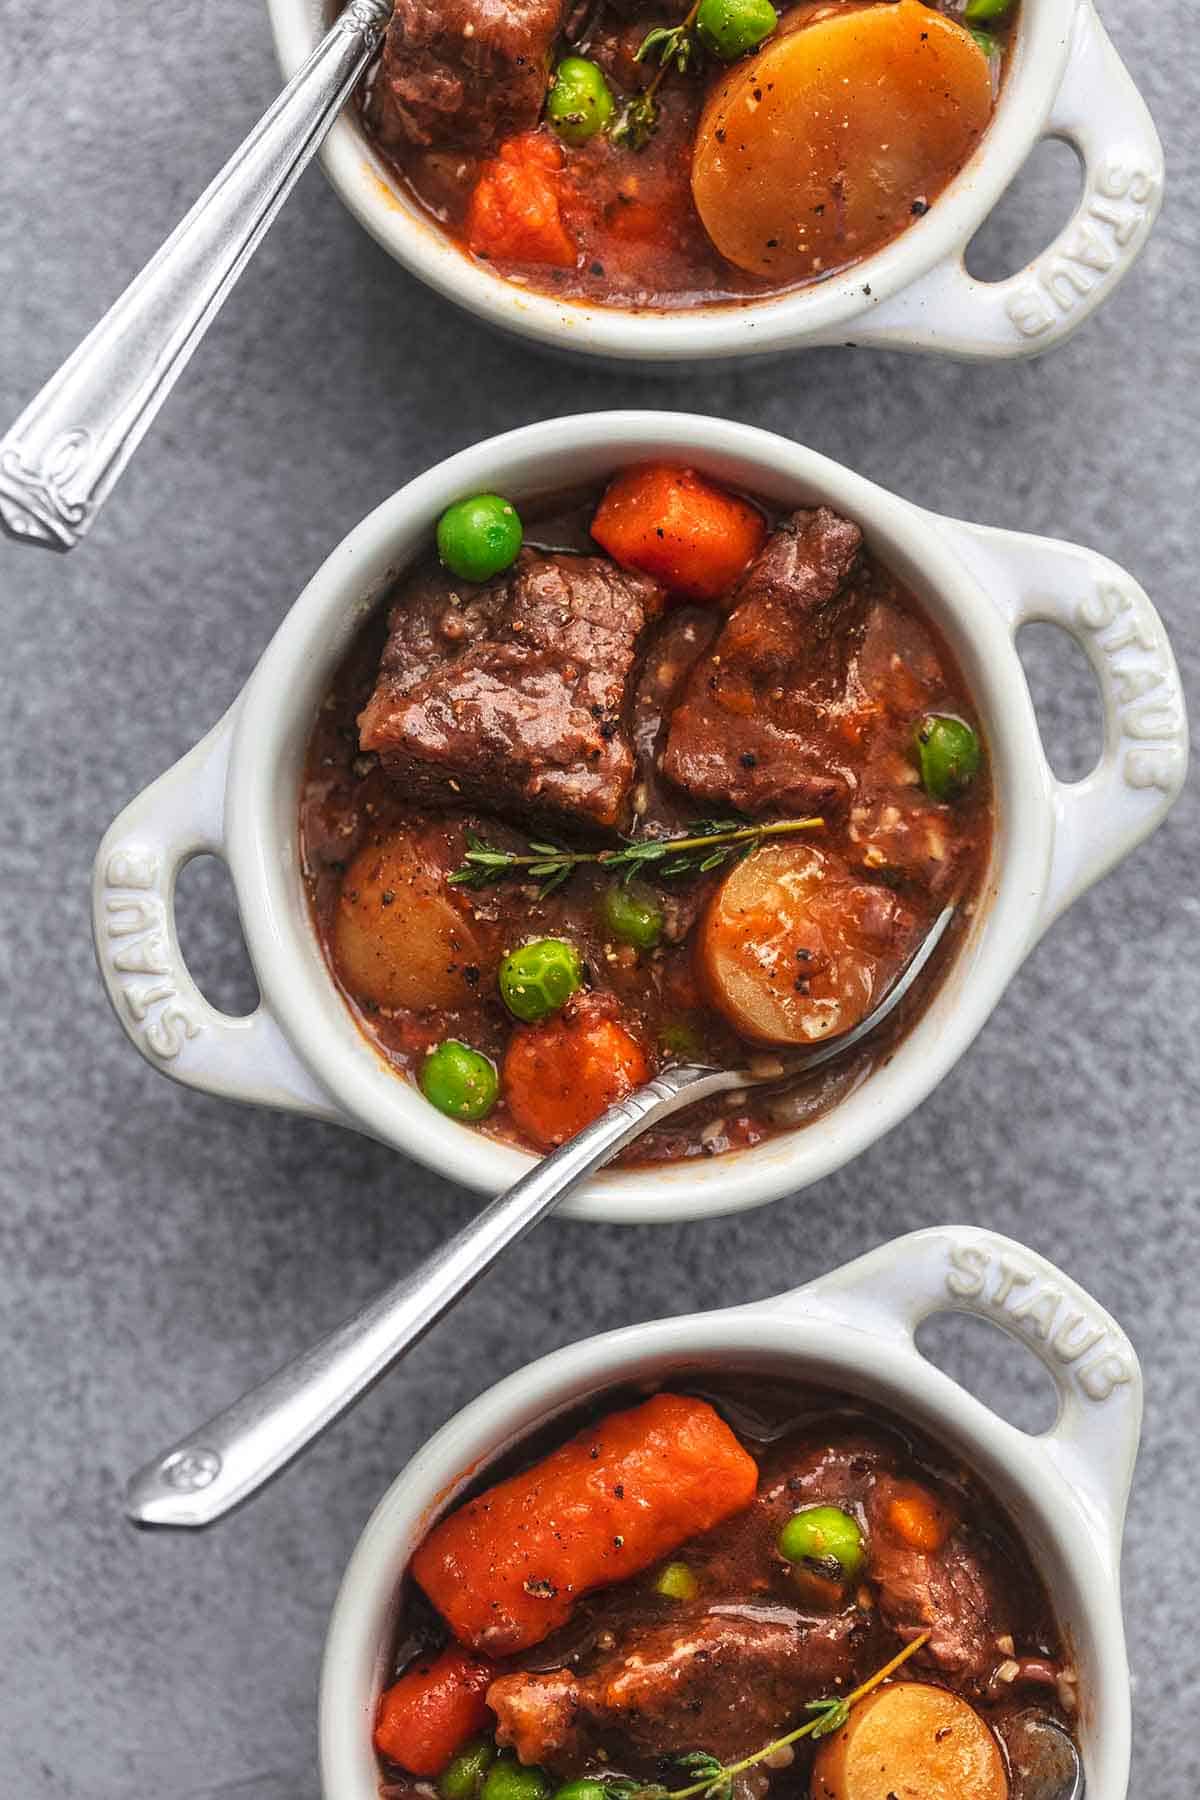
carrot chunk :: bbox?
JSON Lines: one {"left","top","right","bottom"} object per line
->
{"left": 591, "top": 466, "right": 767, "bottom": 603}
{"left": 466, "top": 133, "right": 577, "bottom": 269}
{"left": 883, "top": 1480, "right": 956, "bottom": 1553}
{"left": 412, "top": 1393, "right": 759, "bottom": 1654}
{"left": 373, "top": 1646, "right": 495, "bottom": 1776}
{"left": 503, "top": 1010, "right": 649, "bottom": 1149}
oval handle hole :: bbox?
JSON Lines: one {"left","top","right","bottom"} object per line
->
{"left": 915, "top": 1311, "right": 1059, "bottom": 1435}
{"left": 1015, "top": 619, "right": 1106, "bottom": 781}
{"left": 174, "top": 853, "right": 260, "bottom": 1018}
{"left": 965, "top": 137, "right": 1083, "bottom": 283}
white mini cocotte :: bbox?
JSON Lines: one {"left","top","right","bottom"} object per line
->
{"left": 92, "top": 414, "right": 1187, "bottom": 1223}
{"left": 264, "top": 0, "right": 1162, "bottom": 363}
{"left": 318, "top": 1227, "right": 1142, "bottom": 1800}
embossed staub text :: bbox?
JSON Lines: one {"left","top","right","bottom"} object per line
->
{"left": 1076, "top": 580, "right": 1185, "bottom": 793}
{"left": 102, "top": 849, "right": 201, "bottom": 1059}
{"left": 945, "top": 1243, "right": 1132, "bottom": 1401}
{"left": 1005, "top": 158, "right": 1158, "bottom": 341}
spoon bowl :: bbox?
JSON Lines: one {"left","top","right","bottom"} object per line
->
{"left": 1004, "top": 1711, "right": 1086, "bottom": 1800}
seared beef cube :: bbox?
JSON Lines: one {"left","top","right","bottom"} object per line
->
{"left": 358, "top": 552, "right": 662, "bottom": 830}
{"left": 848, "top": 791, "right": 965, "bottom": 894}
{"left": 710, "top": 1434, "right": 1010, "bottom": 1687}
{"left": 867, "top": 1475, "right": 1010, "bottom": 1683}
{"left": 582, "top": 1609, "right": 857, "bottom": 1758}
{"left": 730, "top": 505, "right": 864, "bottom": 614}
{"left": 488, "top": 1607, "right": 858, "bottom": 1771}
{"left": 661, "top": 509, "right": 865, "bottom": 818}
{"left": 367, "top": 0, "right": 563, "bottom": 151}
{"left": 487, "top": 1668, "right": 578, "bottom": 1769}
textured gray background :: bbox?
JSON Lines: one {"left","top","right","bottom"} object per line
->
{"left": 1, "top": 2, "right": 1197, "bottom": 1795}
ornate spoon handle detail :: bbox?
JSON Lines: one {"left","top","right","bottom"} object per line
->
{"left": 0, "top": 0, "right": 392, "bottom": 552}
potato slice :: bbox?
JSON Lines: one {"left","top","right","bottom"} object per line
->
{"left": 333, "top": 830, "right": 488, "bottom": 1011}
{"left": 811, "top": 1682, "right": 1008, "bottom": 1800}
{"left": 692, "top": 0, "right": 993, "bottom": 280}
{"left": 698, "top": 842, "right": 915, "bottom": 1045}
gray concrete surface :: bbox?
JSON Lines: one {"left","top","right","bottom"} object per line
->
{"left": 1, "top": 2, "right": 1197, "bottom": 1794}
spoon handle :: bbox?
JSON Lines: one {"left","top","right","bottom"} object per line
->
{"left": 124, "top": 1064, "right": 725, "bottom": 1528}
{"left": 0, "top": 0, "right": 392, "bottom": 552}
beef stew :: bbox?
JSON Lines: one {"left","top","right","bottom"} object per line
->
{"left": 371, "top": 1376, "right": 1078, "bottom": 1800}
{"left": 299, "top": 467, "right": 992, "bottom": 1163}
{"left": 354, "top": 0, "right": 1019, "bottom": 309}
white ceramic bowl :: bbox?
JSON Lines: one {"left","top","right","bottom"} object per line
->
{"left": 91, "top": 413, "right": 1187, "bottom": 1223}
{"left": 318, "top": 1225, "right": 1142, "bottom": 1800}
{"left": 266, "top": 0, "right": 1161, "bottom": 363}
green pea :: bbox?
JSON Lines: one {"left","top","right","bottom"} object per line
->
{"left": 964, "top": 0, "right": 1012, "bottom": 20}
{"left": 654, "top": 1561, "right": 698, "bottom": 1601}
{"left": 498, "top": 938, "right": 583, "bottom": 1022}
{"left": 777, "top": 1505, "right": 865, "bottom": 1582}
{"left": 440, "top": 1740, "right": 497, "bottom": 1800}
{"left": 915, "top": 713, "right": 982, "bottom": 801}
{"left": 547, "top": 57, "right": 614, "bottom": 146}
{"left": 659, "top": 1019, "right": 705, "bottom": 1062}
{"left": 695, "top": 0, "right": 778, "bottom": 61}
{"left": 437, "top": 494, "right": 523, "bottom": 583}
{"left": 600, "top": 879, "right": 664, "bottom": 951}
{"left": 968, "top": 25, "right": 1002, "bottom": 57}
{"left": 551, "top": 1783, "right": 608, "bottom": 1800}
{"left": 482, "top": 1758, "right": 550, "bottom": 1800}
{"left": 420, "top": 1040, "right": 500, "bottom": 1121}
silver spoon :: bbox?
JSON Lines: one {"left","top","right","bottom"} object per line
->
{"left": 125, "top": 904, "right": 956, "bottom": 1529}
{"left": 0, "top": 0, "right": 392, "bottom": 552}
{"left": 1001, "top": 1711, "right": 1085, "bottom": 1800}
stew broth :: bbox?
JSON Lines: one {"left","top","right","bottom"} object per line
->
{"left": 299, "top": 475, "right": 992, "bottom": 1165}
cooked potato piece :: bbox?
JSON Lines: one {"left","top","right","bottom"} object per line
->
{"left": 699, "top": 843, "right": 916, "bottom": 1045}
{"left": 811, "top": 1681, "right": 1008, "bottom": 1800}
{"left": 334, "top": 830, "right": 488, "bottom": 1010}
{"left": 692, "top": 0, "right": 993, "bottom": 280}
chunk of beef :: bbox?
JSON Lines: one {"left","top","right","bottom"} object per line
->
{"left": 632, "top": 605, "right": 721, "bottom": 834}
{"left": 661, "top": 509, "right": 866, "bottom": 817}
{"left": 359, "top": 552, "right": 662, "bottom": 831}
{"left": 840, "top": 599, "right": 985, "bottom": 894}
{"left": 848, "top": 790, "right": 966, "bottom": 895}
{"left": 729, "top": 507, "right": 864, "bottom": 615}
{"left": 867, "top": 1476, "right": 1010, "bottom": 1684}
{"left": 367, "top": 0, "right": 563, "bottom": 152}
{"left": 488, "top": 1606, "right": 858, "bottom": 1771}
{"left": 699, "top": 1434, "right": 1008, "bottom": 1687}
{"left": 487, "top": 1667, "right": 578, "bottom": 1768}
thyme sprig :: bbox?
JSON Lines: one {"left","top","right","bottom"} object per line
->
{"left": 613, "top": 1632, "right": 932, "bottom": 1800}
{"left": 609, "top": 0, "right": 702, "bottom": 149}
{"left": 448, "top": 815, "right": 824, "bottom": 899}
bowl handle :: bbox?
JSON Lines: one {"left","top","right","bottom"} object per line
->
{"left": 937, "top": 518, "right": 1188, "bottom": 932}
{"left": 848, "top": 1, "right": 1163, "bottom": 360}
{"left": 92, "top": 708, "right": 341, "bottom": 1122}
{"left": 765, "top": 1226, "right": 1141, "bottom": 1549}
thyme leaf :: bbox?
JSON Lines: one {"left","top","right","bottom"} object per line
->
{"left": 635, "top": 20, "right": 698, "bottom": 72}
{"left": 609, "top": 0, "right": 702, "bottom": 149}
{"left": 804, "top": 1696, "right": 851, "bottom": 1740}
{"left": 447, "top": 816, "right": 824, "bottom": 899}
{"left": 672, "top": 1754, "right": 731, "bottom": 1800}
{"left": 608, "top": 90, "right": 662, "bottom": 152}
